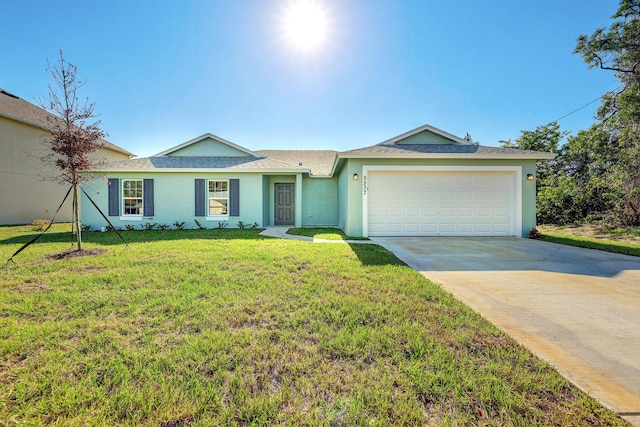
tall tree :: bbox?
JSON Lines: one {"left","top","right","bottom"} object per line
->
{"left": 575, "top": 0, "right": 640, "bottom": 224}
{"left": 40, "top": 51, "right": 106, "bottom": 250}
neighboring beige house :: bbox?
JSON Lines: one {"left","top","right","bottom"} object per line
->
{"left": 0, "top": 88, "right": 135, "bottom": 225}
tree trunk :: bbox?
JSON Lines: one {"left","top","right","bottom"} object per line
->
{"left": 73, "top": 183, "right": 82, "bottom": 251}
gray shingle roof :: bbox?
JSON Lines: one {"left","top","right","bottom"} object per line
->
{"left": 95, "top": 155, "right": 309, "bottom": 172}
{"left": 256, "top": 150, "right": 337, "bottom": 176}
{"left": 0, "top": 88, "right": 135, "bottom": 157}
{"left": 340, "top": 143, "right": 555, "bottom": 159}
{"left": 96, "top": 150, "right": 339, "bottom": 176}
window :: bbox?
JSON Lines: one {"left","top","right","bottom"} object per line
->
{"left": 123, "top": 179, "right": 143, "bottom": 215}
{"left": 208, "top": 180, "right": 228, "bottom": 216}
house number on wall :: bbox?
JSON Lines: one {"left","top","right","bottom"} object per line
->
{"left": 363, "top": 175, "right": 367, "bottom": 196}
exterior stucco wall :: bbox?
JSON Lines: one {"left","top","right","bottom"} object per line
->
{"left": 341, "top": 158, "right": 539, "bottom": 238}
{"left": 0, "top": 116, "right": 130, "bottom": 225}
{"left": 81, "top": 173, "right": 266, "bottom": 230}
{"left": 301, "top": 177, "right": 338, "bottom": 227}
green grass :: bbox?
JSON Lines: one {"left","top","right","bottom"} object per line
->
{"left": 0, "top": 226, "right": 628, "bottom": 426}
{"left": 539, "top": 228, "right": 640, "bottom": 257}
{"left": 287, "top": 227, "right": 369, "bottom": 241}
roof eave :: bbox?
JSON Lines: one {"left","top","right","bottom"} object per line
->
{"left": 0, "top": 111, "right": 50, "bottom": 132}
{"left": 90, "top": 167, "right": 310, "bottom": 173}
{"left": 338, "top": 152, "right": 557, "bottom": 160}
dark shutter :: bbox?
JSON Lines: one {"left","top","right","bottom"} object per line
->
{"left": 143, "top": 179, "right": 154, "bottom": 216}
{"left": 195, "top": 179, "right": 205, "bottom": 216}
{"left": 108, "top": 178, "right": 119, "bottom": 216}
{"left": 229, "top": 179, "right": 240, "bottom": 217}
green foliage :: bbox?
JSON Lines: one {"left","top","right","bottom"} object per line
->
{"left": 571, "top": 0, "right": 640, "bottom": 224}
{"left": 31, "top": 219, "right": 51, "bottom": 231}
{"left": 521, "top": 2, "right": 640, "bottom": 226}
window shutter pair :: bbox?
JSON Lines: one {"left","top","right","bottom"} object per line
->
{"left": 195, "top": 179, "right": 239, "bottom": 216}
{"left": 107, "top": 178, "right": 154, "bottom": 216}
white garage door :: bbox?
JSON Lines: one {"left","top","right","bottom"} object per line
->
{"left": 367, "top": 170, "right": 517, "bottom": 236}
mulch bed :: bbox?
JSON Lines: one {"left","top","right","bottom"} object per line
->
{"left": 47, "top": 248, "right": 107, "bottom": 260}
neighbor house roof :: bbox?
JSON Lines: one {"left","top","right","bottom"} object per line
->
{"left": 0, "top": 87, "right": 135, "bottom": 157}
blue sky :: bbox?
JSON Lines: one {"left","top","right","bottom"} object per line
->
{"left": 2, "top": 0, "right": 620, "bottom": 156}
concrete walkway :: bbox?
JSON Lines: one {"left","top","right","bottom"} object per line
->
{"left": 259, "top": 226, "right": 376, "bottom": 244}
{"left": 371, "top": 237, "right": 640, "bottom": 426}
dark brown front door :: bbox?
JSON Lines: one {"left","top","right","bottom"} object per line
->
{"left": 275, "top": 183, "right": 294, "bottom": 225}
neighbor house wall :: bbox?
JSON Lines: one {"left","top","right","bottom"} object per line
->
{"left": 342, "top": 158, "right": 539, "bottom": 238}
{"left": 0, "top": 116, "right": 129, "bottom": 225}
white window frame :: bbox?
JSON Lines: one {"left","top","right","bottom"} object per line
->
{"left": 121, "top": 179, "right": 144, "bottom": 220}
{"left": 206, "top": 179, "right": 229, "bottom": 221}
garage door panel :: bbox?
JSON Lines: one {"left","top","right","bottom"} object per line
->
{"left": 368, "top": 170, "right": 516, "bottom": 237}
{"left": 405, "top": 207, "right": 420, "bottom": 216}
{"left": 422, "top": 223, "right": 438, "bottom": 233}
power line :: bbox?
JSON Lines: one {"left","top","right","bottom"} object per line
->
{"left": 550, "top": 84, "right": 625, "bottom": 123}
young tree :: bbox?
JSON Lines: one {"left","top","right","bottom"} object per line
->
{"left": 40, "top": 51, "right": 106, "bottom": 250}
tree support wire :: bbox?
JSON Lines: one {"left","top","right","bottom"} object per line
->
{"left": 4, "top": 185, "right": 128, "bottom": 270}
{"left": 80, "top": 186, "right": 128, "bottom": 248}
{"left": 4, "top": 186, "right": 72, "bottom": 269}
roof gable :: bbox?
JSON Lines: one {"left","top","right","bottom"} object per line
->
{"left": 155, "top": 133, "right": 262, "bottom": 158}
{"left": 379, "top": 124, "right": 474, "bottom": 146}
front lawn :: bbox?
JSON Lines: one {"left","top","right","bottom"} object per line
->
{"left": 0, "top": 227, "right": 627, "bottom": 426}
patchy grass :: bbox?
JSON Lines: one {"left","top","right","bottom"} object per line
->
{"left": 0, "top": 226, "right": 629, "bottom": 426}
{"left": 287, "top": 227, "right": 369, "bottom": 241}
{"left": 539, "top": 224, "right": 640, "bottom": 257}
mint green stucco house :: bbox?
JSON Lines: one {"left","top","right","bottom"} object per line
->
{"left": 81, "top": 124, "right": 554, "bottom": 237}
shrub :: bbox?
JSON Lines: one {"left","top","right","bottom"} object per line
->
{"left": 141, "top": 222, "right": 157, "bottom": 231}
{"left": 125, "top": 224, "right": 136, "bottom": 231}
{"left": 158, "top": 224, "right": 170, "bottom": 231}
{"left": 32, "top": 219, "right": 51, "bottom": 231}
{"left": 173, "top": 221, "right": 185, "bottom": 230}
{"left": 81, "top": 224, "right": 91, "bottom": 231}
{"left": 237, "top": 221, "right": 245, "bottom": 229}
{"left": 194, "top": 219, "right": 206, "bottom": 230}
{"left": 217, "top": 221, "right": 227, "bottom": 229}
{"left": 529, "top": 227, "right": 541, "bottom": 239}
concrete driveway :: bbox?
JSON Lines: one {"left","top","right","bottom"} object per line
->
{"left": 372, "top": 237, "right": 640, "bottom": 426}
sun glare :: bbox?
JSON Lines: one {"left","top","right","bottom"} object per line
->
{"left": 282, "top": 0, "right": 329, "bottom": 51}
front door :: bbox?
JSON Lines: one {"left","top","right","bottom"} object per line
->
{"left": 274, "top": 183, "right": 295, "bottom": 225}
